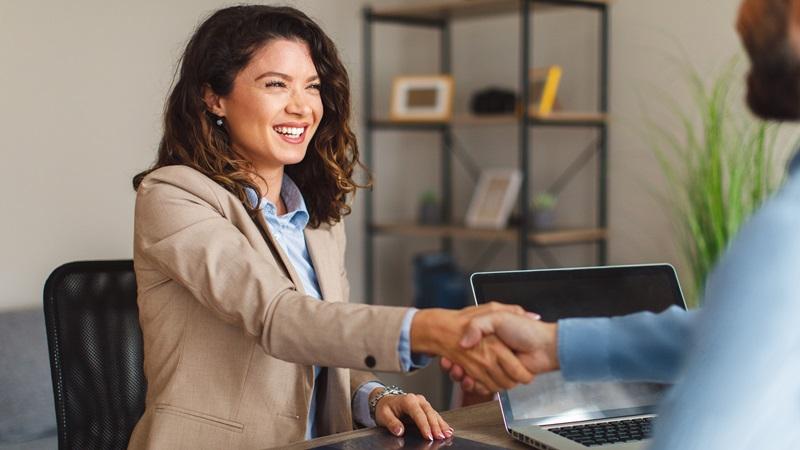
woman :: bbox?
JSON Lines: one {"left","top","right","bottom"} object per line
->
{"left": 130, "top": 5, "right": 531, "bottom": 449}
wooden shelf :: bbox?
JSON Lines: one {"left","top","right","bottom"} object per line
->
{"left": 372, "top": 0, "right": 610, "bottom": 20}
{"left": 371, "top": 223, "right": 607, "bottom": 246}
{"left": 370, "top": 111, "right": 607, "bottom": 129}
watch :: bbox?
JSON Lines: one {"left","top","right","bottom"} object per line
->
{"left": 369, "top": 385, "right": 406, "bottom": 421}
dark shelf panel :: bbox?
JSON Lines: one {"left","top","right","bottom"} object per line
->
{"left": 369, "top": 112, "right": 608, "bottom": 130}
{"left": 372, "top": 223, "right": 607, "bottom": 246}
{"left": 371, "top": 0, "right": 610, "bottom": 21}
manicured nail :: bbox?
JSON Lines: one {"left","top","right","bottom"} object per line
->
{"left": 427, "top": 433, "right": 433, "bottom": 441}
{"left": 438, "top": 432, "right": 445, "bottom": 439}
{"left": 527, "top": 312, "right": 541, "bottom": 320}
{"left": 445, "top": 429, "right": 453, "bottom": 437}
{"left": 394, "top": 426, "right": 403, "bottom": 436}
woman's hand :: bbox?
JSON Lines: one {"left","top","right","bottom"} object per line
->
{"left": 410, "top": 302, "right": 536, "bottom": 392}
{"left": 372, "top": 389, "right": 453, "bottom": 441}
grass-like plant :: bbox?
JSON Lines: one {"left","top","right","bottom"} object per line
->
{"left": 647, "top": 60, "right": 781, "bottom": 307}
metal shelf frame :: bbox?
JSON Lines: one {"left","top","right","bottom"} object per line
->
{"left": 363, "top": 0, "right": 611, "bottom": 305}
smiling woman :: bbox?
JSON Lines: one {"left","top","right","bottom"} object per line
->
{"left": 131, "top": 6, "right": 360, "bottom": 228}
{"left": 126, "top": 5, "right": 535, "bottom": 450}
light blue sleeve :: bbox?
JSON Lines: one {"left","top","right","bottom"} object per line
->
{"left": 352, "top": 381, "right": 383, "bottom": 428}
{"left": 559, "top": 305, "right": 695, "bottom": 383}
{"left": 649, "top": 174, "right": 800, "bottom": 449}
{"left": 398, "top": 308, "right": 432, "bottom": 371}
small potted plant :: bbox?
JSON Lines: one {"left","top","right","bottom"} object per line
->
{"left": 530, "top": 192, "right": 557, "bottom": 230}
{"left": 418, "top": 190, "right": 441, "bottom": 225}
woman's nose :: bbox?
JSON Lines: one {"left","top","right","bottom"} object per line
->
{"left": 286, "top": 90, "right": 313, "bottom": 116}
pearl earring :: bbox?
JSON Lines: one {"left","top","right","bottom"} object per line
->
{"left": 216, "top": 118, "right": 224, "bottom": 126}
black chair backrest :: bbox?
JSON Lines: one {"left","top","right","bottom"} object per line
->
{"left": 43, "top": 260, "right": 145, "bottom": 450}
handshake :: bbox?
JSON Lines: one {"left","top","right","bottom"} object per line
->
{"left": 409, "top": 303, "right": 560, "bottom": 393}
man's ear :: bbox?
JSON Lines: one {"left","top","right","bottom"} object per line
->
{"left": 202, "top": 84, "right": 226, "bottom": 117}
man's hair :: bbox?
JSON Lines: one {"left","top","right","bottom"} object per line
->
{"left": 133, "top": 5, "right": 368, "bottom": 226}
{"left": 738, "top": 0, "right": 800, "bottom": 120}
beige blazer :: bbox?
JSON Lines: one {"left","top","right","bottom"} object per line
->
{"left": 127, "top": 166, "right": 409, "bottom": 449}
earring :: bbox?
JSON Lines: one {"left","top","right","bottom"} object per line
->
{"left": 216, "top": 118, "right": 224, "bottom": 126}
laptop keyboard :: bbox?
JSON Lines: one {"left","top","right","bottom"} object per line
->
{"left": 549, "top": 417, "right": 653, "bottom": 447}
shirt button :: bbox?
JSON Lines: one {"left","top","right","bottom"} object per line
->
{"left": 365, "top": 355, "right": 376, "bottom": 368}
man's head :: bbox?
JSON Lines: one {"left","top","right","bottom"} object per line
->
{"left": 737, "top": 0, "right": 800, "bottom": 120}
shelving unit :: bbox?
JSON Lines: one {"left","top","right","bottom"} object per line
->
{"left": 363, "top": 0, "right": 611, "bottom": 304}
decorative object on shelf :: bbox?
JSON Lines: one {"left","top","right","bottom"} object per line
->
{"left": 390, "top": 75, "right": 454, "bottom": 122}
{"left": 413, "top": 252, "right": 468, "bottom": 310}
{"left": 530, "top": 192, "right": 558, "bottom": 230}
{"left": 529, "top": 65, "right": 562, "bottom": 116}
{"left": 647, "top": 59, "right": 782, "bottom": 307}
{"left": 470, "top": 87, "right": 517, "bottom": 115}
{"left": 417, "top": 190, "right": 441, "bottom": 225}
{"left": 465, "top": 169, "right": 522, "bottom": 229}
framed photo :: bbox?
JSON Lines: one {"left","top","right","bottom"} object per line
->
{"left": 390, "top": 75, "right": 454, "bottom": 122}
{"left": 529, "top": 65, "right": 562, "bottom": 115}
{"left": 465, "top": 169, "right": 522, "bottom": 229}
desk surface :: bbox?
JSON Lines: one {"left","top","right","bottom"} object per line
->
{"left": 280, "top": 401, "right": 528, "bottom": 449}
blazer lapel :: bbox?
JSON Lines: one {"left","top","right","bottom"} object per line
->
{"left": 253, "top": 212, "right": 306, "bottom": 294}
{"left": 304, "top": 226, "right": 340, "bottom": 302}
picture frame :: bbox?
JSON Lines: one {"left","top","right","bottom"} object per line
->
{"left": 465, "top": 169, "right": 523, "bottom": 229}
{"left": 390, "top": 75, "right": 454, "bottom": 122}
{"left": 529, "top": 65, "right": 562, "bottom": 115}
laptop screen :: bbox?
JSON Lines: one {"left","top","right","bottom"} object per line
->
{"left": 470, "top": 264, "right": 686, "bottom": 426}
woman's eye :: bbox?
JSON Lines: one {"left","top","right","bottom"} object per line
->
{"left": 307, "top": 83, "right": 321, "bottom": 91}
{"left": 265, "top": 80, "right": 286, "bottom": 88}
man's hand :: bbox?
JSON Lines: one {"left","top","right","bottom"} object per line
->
{"left": 410, "top": 302, "right": 536, "bottom": 392}
{"left": 441, "top": 311, "right": 560, "bottom": 394}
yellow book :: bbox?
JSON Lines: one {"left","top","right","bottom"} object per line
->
{"left": 537, "top": 65, "right": 562, "bottom": 116}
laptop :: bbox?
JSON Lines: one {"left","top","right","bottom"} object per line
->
{"left": 470, "top": 264, "right": 687, "bottom": 450}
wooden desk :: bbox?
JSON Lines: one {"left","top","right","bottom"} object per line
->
{"left": 279, "top": 401, "right": 528, "bottom": 449}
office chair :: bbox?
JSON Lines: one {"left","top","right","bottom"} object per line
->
{"left": 43, "top": 260, "right": 146, "bottom": 450}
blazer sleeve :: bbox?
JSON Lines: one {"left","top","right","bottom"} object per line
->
{"left": 134, "top": 167, "right": 408, "bottom": 372}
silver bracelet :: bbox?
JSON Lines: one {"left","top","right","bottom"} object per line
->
{"left": 369, "top": 385, "right": 406, "bottom": 421}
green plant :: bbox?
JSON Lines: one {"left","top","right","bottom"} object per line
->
{"left": 647, "top": 59, "right": 782, "bottom": 307}
{"left": 419, "top": 190, "right": 438, "bottom": 204}
{"left": 532, "top": 192, "right": 557, "bottom": 210}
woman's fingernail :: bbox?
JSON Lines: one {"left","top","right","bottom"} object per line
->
{"left": 438, "top": 433, "right": 445, "bottom": 439}
{"left": 394, "top": 426, "right": 403, "bottom": 436}
{"left": 445, "top": 429, "right": 453, "bottom": 437}
{"left": 427, "top": 433, "right": 433, "bottom": 441}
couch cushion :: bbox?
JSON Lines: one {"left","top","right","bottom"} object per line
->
{"left": 0, "top": 308, "right": 57, "bottom": 444}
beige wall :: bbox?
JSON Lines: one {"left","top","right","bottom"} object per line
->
{"left": 0, "top": 0, "right": 370, "bottom": 311}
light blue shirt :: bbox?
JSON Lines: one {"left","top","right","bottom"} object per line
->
{"left": 559, "top": 305, "right": 695, "bottom": 383}
{"left": 246, "top": 177, "right": 426, "bottom": 439}
{"left": 648, "top": 151, "right": 800, "bottom": 449}
{"left": 558, "top": 151, "right": 800, "bottom": 449}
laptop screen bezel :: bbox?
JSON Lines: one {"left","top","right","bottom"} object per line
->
{"left": 469, "top": 264, "right": 687, "bottom": 427}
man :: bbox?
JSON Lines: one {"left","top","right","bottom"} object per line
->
{"left": 446, "top": 0, "right": 800, "bottom": 448}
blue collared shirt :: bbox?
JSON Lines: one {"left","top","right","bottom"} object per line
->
{"left": 647, "top": 150, "right": 800, "bottom": 449}
{"left": 559, "top": 151, "right": 800, "bottom": 449}
{"left": 246, "top": 176, "right": 426, "bottom": 439}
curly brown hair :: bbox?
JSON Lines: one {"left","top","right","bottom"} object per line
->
{"left": 133, "top": 5, "right": 369, "bottom": 226}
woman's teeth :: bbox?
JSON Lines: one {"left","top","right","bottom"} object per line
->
{"left": 275, "top": 126, "right": 304, "bottom": 138}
